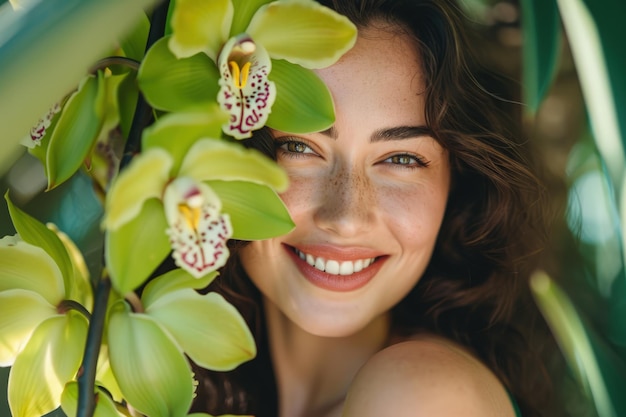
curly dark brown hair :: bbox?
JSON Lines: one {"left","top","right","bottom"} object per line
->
{"left": 190, "top": 1, "right": 564, "bottom": 416}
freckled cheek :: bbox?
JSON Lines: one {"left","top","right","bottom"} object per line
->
{"left": 277, "top": 174, "right": 321, "bottom": 220}
{"left": 376, "top": 183, "right": 449, "bottom": 247}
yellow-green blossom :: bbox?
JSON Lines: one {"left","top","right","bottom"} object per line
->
{"left": 0, "top": 233, "right": 91, "bottom": 417}
{"left": 139, "top": 0, "right": 357, "bottom": 139}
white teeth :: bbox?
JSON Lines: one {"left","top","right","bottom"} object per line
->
{"left": 294, "top": 249, "right": 376, "bottom": 276}
{"left": 315, "top": 257, "right": 325, "bottom": 271}
{"left": 325, "top": 260, "right": 339, "bottom": 275}
{"left": 339, "top": 261, "right": 353, "bottom": 275}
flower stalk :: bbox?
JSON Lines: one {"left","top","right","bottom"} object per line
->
{"left": 76, "top": 1, "right": 171, "bottom": 416}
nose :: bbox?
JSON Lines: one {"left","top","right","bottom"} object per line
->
{"left": 313, "top": 165, "right": 375, "bottom": 237}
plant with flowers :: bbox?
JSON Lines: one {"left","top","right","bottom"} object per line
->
{"left": 0, "top": 0, "right": 357, "bottom": 416}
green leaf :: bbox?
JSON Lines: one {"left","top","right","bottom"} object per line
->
{"left": 0, "top": 289, "right": 56, "bottom": 367}
{"left": 168, "top": 0, "right": 232, "bottom": 60}
{"left": 208, "top": 180, "right": 294, "bottom": 240}
{"left": 0, "top": 0, "right": 160, "bottom": 175}
{"left": 556, "top": 0, "right": 626, "bottom": 195}
{"left": 229, "top": 0, "right": 272, "bottom": 36}
{"left": 520, "top": 0, "right": 561, "bottom": 112}
{"left": 141, "top": 268, "right": 219, "bottom": 308}
{"left": 107, "top": 302, "right": 194, "bottom": 417}
{"left": 46, "top": 73, "right": 105, "bottom": 190}
{"left": 61, "top": 381, "right": 124, "bottom": 417}
{"left": 8, "top": 312, "right": 88, "bottom": 417}
{"left": 268, "top": 59, "right": 335, "bottom": 134}
{"left": 5, "top": 192, "right": 73, "bottom": 295}
{"left": 146, "top": 290, "right": 256, "bottom": 371}
{"left": 247, "top": 0, "right": 357, "bottom": 68}
{"left": 141, "top": 105, "right": 228, "bottom": 173}
{"left": 530, "top": 271, "right": 618, "bottom": 417}
{"left": 105, "top": 199, "right": 170, "bottom": 295}
{"left": 138, "top": 36, "right": 220, "bottom": 112}
{"left": 178, "top": 139, "right": 289, "bottom": 192}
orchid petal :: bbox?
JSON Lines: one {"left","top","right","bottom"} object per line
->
{"left": 163, "top": 178, "right": 233, "bottom": 278}
{"left": 169, "top": 0, "right": 233, "bottom": 60}
{"left": 94, "top": 344, "right": 124, "bottom": 403}
{"left": 49, "top": 224, "right": 93, "bottom": 310}
{"left": 139, "top": 36, "right": 220, "bottom": 112}
{"left": 103, "top": 147, "right": 172, "bottom": 230}
{"left": 0, "top": 289, "right": 57, "bottom": 367}
{"left": 0, "top": 240, "right": 64, "bottom": 306}
{"left": 8, "top": 312, "right": 88, "bottom": 417}
{"left": 179, "top": 139, "right": 288, "bottom": 192}
{"left": 107, "top": 302, "right": 194, "bottom": 417}
{"left": 46, "top": 73, "right": 106, "bottom": 190}
{"left": 146, "top": 290, "right": 256, "bottom": 371}
{"left": 61, "top": 382, "right": 124, "bottom": 417}
{"left": 21, "top": 102, "right": 62, "bottom": 150}
{"left": 230, "top": 0, "right": 273, "bottom": 36}
{"left": 247, "top": 0, "right": 357, "bottom": 69}
{"left": 141, "top": 104, "right": 228, "bottom": 174}
{"left": 105, "top": 198, "right": 170, "bottom": 295}
{"left": 142, "top": 269, "right": 219, "bottom": 308}
{"left": 217, "top": 35, "right": 276, "bottom": 139}
{"left": 268, "top": 59, "right": 335, "bottom": 133}
{"left": 5, "top": 192, "right": 73, "bottom": 293}
{"left": 208, "top": 180, "right": 294, "bottom": 240}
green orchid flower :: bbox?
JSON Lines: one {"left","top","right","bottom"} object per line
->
{"left": 105, "top": 268, "right": 256, "bottom": 417}
{"left": 139, "top": 0, "right": 357, "bottom": 139}
{"left": 102, "top": 108, "right": 293, "bottom": 294}
{"left": 21, "top": 71, "right": 121, "bottom": 191}
{"left": 0, "top": 198, "right": 93, "bottom": 417}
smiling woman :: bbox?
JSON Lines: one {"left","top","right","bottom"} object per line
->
{"left": 188, "top": 1, "right": 563, "bottom": 417}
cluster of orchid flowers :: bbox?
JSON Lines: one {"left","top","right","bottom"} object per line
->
{"left": 1, "top": 1, "right": 356, "bottom": 416}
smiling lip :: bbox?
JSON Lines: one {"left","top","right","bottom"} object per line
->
{"left": 283, "top": 244, "right": 386, "bottom": 292}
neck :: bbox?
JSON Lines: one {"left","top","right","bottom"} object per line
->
{"left": 263, "top": 297, "right": 390, "bottom": 417}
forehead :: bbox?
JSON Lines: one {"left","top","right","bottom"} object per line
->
{"left": 314, "top": 23, "right": 426, "bottom": 128}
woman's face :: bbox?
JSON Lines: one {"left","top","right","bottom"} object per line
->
{"left": 240, "top": 24, "right": 451, "bottom": 337}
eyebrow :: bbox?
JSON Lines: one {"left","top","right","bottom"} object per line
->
{"left": 320, "top": 125, "right": 434, "bottom": 142}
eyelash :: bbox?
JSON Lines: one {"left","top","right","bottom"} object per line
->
{"left": 275, "top": 138, "right": 430, "bottom": 168}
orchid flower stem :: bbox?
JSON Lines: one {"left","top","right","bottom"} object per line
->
{"left": 76, "top": 276, "right": 111, "bottom": 417}
{"left": 89, "top": 56, "right": 141, "bottom": 73}
{"left": 125, "top": 291, "right": 145, "bottom": 313}
{"left": 75, "top": 2, "right": 171, "bottom": 416}
{"left": 58, "top": 299, "right": 92, "bottom": 320}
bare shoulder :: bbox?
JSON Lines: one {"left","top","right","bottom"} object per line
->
{"left": 342, "top": 336, "right": 517, "bottom": 417}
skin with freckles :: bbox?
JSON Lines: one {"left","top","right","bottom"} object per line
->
{"left": 240, "top": 24, "right": 451, "bottom": 339}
